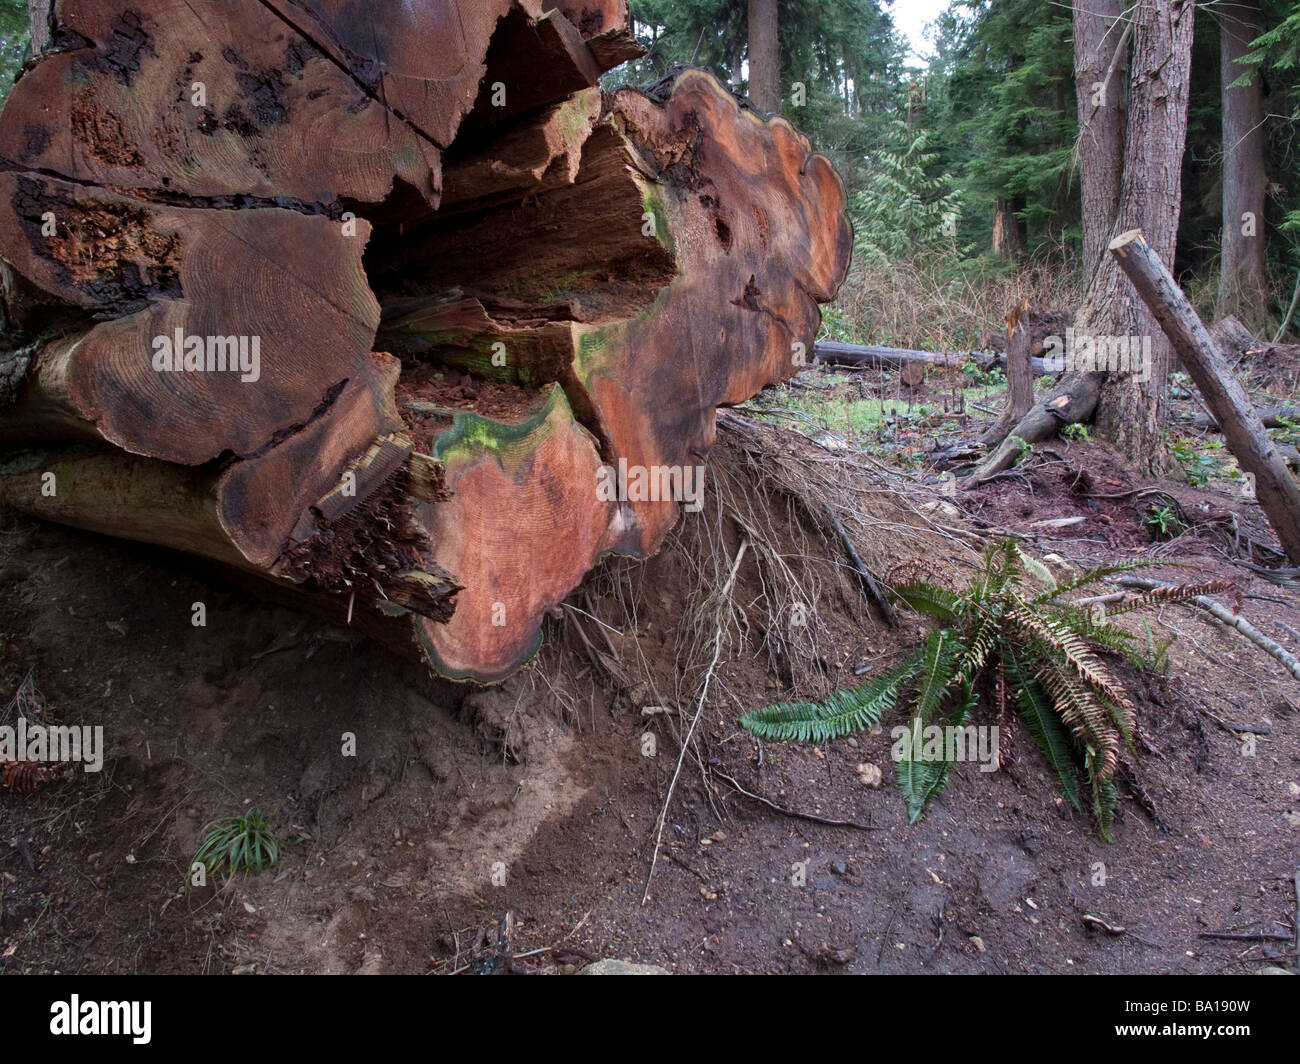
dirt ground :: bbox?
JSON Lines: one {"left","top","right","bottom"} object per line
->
{"left": 2, "top": 412, "right": 1299, "bottom": 975}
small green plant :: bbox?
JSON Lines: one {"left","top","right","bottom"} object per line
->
{"left": 961, "top": 362, "right": 1006, "bottom": 388}
{"left": 740, "top": 542, "right": 1222, "bottom": 838}
{"left": 1138, "top": 618, "right": 1174, "bottom": 676}
{"left": 193, "top": 807, "right": 283, "bottom": 876}
{"left": 1144, "top": 503, "right": 1183, "bottom": 540}
{"left": 1061, "top": 423, "right": 1091, "bottom": 442}
{"left": 1169, "top": 434, "right": 1223, "bottom": 486}
{"left": 1271, "top": 414, "right": 1300, "bottom": 448}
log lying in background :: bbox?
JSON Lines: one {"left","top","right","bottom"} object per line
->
{"left": 1109, "top": 229, "right": 1300, "bottom": 564}
{"left": 0, "top": 2, "right": 852, "bottom": 682}
{"left": 1209, "top": 314, "right": 1300, "bottom": 363}
{"left": 1184, "top": 405, "right": 1300, "bottom": 432}
{"left": 814, "top": 341, "right": 1056, "bottom": 376}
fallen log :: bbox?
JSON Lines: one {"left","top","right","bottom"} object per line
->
{"left": 1211, "top": 314, "right": 1300, "bottom": 363}
{"left": 963, "top": 375, "right": 1101, "bottom": 486}
{"left": 1109, "top": 229, "right": 1300, "bottom": 564}
{"left": 813, "top": 340, "right": 1056, "bottom": 376}
{"left": 1184, "top": 405, "right": 1300, "bottom": 432}
{"left": 0, "top": 3, "right": 852, "bottom": 682}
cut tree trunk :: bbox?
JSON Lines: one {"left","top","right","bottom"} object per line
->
{"left": 0, "top": 2, "right": 852, "bottom": 683}
{"left": 980, "top": 301, "right": 1037, "bottom": 447}
{"left": 1110, "top": 229, "right": 1300, "bottom": 563}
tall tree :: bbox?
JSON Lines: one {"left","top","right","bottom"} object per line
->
{"left": 981, "top": 0, "right": 1196, "bottom": 475}
{"left": 747, "top": 0, "right": 780, "bottom": 111}
{"left": 1218, "top": 0, "right": 1270, "bottom": 326}
{"left": 1073, "top": 0, "right": 1128, "bottom": 276}
{"left": 1083, "top": 0, "right": 1196, "bottom": 468}
{"left": 0, "top": 0, "right": 30, "bottom": 106}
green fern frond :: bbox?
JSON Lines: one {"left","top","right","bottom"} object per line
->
{"left": 1005, "top": 653, "right": 1081, "bottom": 811}
{"left": 1015, "top": 545, "right": 1057, "bottom": 591}
{"left": 1089, "top": 762, "right": 1119, "bottom": 842}
{"left": 953, "top": 610, "right": 998, "bottom": 687}
{"left": 1050, "top": 604, "right": 1137, "bottom": 656}
{"left": 1037, "top": 661, "right": 1119, "bottom": 782}
{"left": 739, "top": 655, "right": 920, "bottom": 744}
{"left": 895, "top": 632, "right": 966, "bottom": 825}
{"left": 1033, "top": 556, "right": 1177, "bottom": 604}
{"left": 914, "top": 629, "right": 962, "bottom": 723}
{"left": 891, "top": 579, "right": 963, "bottom": 622}
{"left": 1010, "top": 605, "right": 1129, "bottom": 707}
{"left": 897, "top": 685, "right": 975, "bottom": 823}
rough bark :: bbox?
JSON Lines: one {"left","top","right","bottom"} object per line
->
{"left": 746, "top": 0, "right": 780, "bottom": 113}
{"left": 1074, "top": 0, "right": 1128, "bottom": 276}
{"left": 1218, "top": 0, "right": 1269, "bottom": 327}
{"left": 1087, "top": 0, "right": 1194, "bottom": 470}
{"left": 978, "top": 0, "right": 1193, "bottom": 476}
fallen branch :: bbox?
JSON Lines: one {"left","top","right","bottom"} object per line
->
{"left": 814, "top": 341, "right": 1054, "bottom": 376}
{"left": 1109, "top": 229, "right": 1300, "bottom": 564}
{"left": 710, "top": 769, "right": 884, "bottom": 831}
{"left": 1115, "top": 575, "right": 1300, "bottom": 681}
{"left": 1184, "top": 405, "right": 1300, "bottom": 431}
{"left": 821, "top": 505, "right": 897, "bottom": 627}
{"left": 1199, "top": 931, "right": 1294, "bottom": 943}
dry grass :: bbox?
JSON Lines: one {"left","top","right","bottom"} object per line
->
{"left": 829, "top": 247, "right": 1083, "bottom": 351}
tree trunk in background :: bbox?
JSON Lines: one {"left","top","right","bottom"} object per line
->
{"left": 747, "top": 0, "right": 780, "bottom": 113}
{"left": 970, "top": 0, "right": 1193, "bottom": 478}
{"left": 992, "top": 198, "right": 1026, "bottom": 259}
{"left": 1074, "top": 0, "right": 1128, "bottom": 277}
{"left": 1218, "top": 0, "right": 1269, "bottom": 328}
{"left": 26, "top": 0, "right": 52, "bottom": 54}
{"left": 1084, "top": 0, "right": 1195, "bottom": 474}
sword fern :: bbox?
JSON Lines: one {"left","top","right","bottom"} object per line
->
{"left": 740, "top": 540, "right": 1225, "bottom": 838}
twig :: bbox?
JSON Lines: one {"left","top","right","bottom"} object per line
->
{"left": 822, "top": 504, "right": 897, "bottom": 626}
{"left": 642, "top": 541, "right": 748, "bottom": 905}
{"left": 711, "top": 768, "right": 884, "bottom": 831}
{"left": 1199, "top": 931, "right": 1293, "bottom": 943}
{"left": 1114, "top": 575, "right": 1300, "bottom": 681}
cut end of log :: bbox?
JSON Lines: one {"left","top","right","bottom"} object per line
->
{"left": 1108, "top": 228, "right": 1147, "bottom": 254}
{"left": 0, "top": 0, "right": 850, "bottom": 683}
